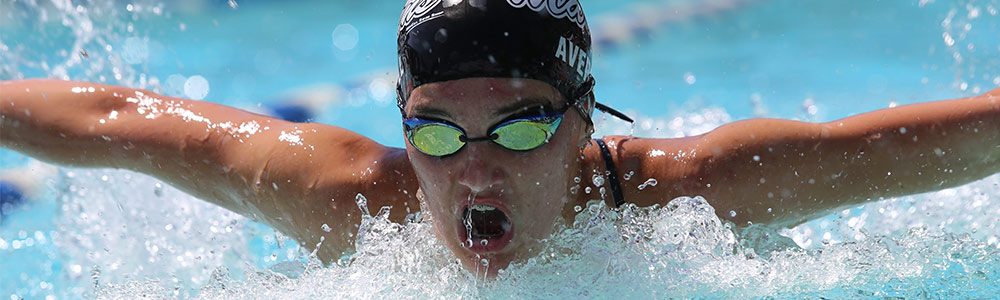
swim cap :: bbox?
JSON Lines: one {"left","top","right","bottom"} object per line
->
{"left": 396, "top": 0, "right": 595, "bottom": 115}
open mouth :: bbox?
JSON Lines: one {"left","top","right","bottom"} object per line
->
{"left": 459, "top": 204, "right": 514, "bottom": 253}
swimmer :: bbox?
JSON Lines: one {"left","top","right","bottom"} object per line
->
{"left": 1, "top": 0, "right": 998, "bottom": 276}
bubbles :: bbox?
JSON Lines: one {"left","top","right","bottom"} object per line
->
{"left": 332, "top": 24, "right": 359, "bottom": 51}
{"left": 183, "top": 76, "right": 209, "bottom": 100}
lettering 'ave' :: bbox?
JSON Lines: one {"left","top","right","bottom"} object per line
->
{"left": 554, "top": 36, "right": 589, "bottom": 78}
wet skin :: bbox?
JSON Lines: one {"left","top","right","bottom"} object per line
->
{"left": 402, "top": 78, "right": 597, "bottom": 274}
{"left": 2, "top": 79, "right": 998, "bottom": 278}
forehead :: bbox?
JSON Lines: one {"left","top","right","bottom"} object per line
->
{"left": 404, "top": 78, "right": 563, "bottom": 117}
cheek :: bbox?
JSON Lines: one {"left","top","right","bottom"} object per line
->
{"left": 407, "top": 150, "right": 454, "bottom": 212}
{"left": 517, "top": 143, "right": 576, "bottom": 204}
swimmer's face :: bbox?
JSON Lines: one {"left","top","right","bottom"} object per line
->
{"left": 403, "top": 78, "right": 590, "bottom": 276}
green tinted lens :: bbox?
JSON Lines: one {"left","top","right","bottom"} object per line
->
{"left": 492, "top": 119, "right": 560, "bottom": 151}
{"left": 410, "top": 124, "right": 465, "bottom": 156}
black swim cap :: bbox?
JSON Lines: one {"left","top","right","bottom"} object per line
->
{"left": 396, "top": 0, "right": 634, "bottom": 124}
{"left": 397, "top": 0, "right": 595, "bottom": 111}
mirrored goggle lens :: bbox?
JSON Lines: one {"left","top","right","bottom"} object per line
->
{"left": 492, "top": 118, "right": 562, "bottom": 151}
{"left": 409, "top": 123, "right": 465, "bottom": 156}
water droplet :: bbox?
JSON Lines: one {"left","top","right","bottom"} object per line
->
{"left": 683, "top": 72, "right": 696, "bottom": 85}
{"left": 356, "top": 193, "right": 370, "bottom": 216}
{"left": 592, "top": 174, "right": 605, "bottom": 187}
{"left": 730, "top": 210, "right": 737, "bottom": 217}
{"left": 183, "top": 75, "right": 210, "bottom": 100}
{"left": 465, "top": 239, "right": 474, "bottom": 248}
{"left": 321, "top": 224, "right": 332, "bottom": 232}
{"left": 574, "top": 205, "right": 582, "bottom": 212}
{"left": 480, "top": 239, "right": 488, "bottom": 246}
{"left": 637, "top": 178, "right": 658, "bottom": 190}
{"left": 333, "top": 24, "right": 360, "bottom": 51}
{"left": 753, "top": 155, "right": 761, "bottom": 162}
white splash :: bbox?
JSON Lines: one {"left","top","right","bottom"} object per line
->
{"left": 278, "top": 130, "right": 305, "bottom": 146}
{"left": 236, "top": 121, "right": 262, "bottom": 136}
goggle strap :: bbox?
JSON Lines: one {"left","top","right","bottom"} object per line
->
{"left": 573, "top": 76, "right": 633, "bottom": 124}
{"left": 594, "top": 102, "right": 634, "bottom": 123}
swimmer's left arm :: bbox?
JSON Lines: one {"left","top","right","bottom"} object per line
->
{"left": 619, "top": 88, "right": 1000, "bottom": 227}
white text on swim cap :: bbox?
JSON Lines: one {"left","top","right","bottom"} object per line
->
{"left": 555, "top": 36, "right": 589, "bottom": 78}
{"left": 507, "top": 0, "right": 588, "bottom": 29}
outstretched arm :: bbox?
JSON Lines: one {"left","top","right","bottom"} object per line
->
{"left": 615, "top": 89, "right": 999, "bottom": 227}
{"left": 0, "top": 79, "right": 418, "bottom": 262}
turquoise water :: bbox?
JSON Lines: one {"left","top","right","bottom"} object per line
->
{"left": 1, "top": 0, "right": 999, "bottom": 298}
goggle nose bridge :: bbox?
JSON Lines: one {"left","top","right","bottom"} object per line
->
{"left": 459, "top": 133, "right": 499, "bottom": 143}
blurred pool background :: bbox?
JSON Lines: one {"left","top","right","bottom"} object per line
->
{"left": 1, "top": 0, "right": 999, "bottom": 298}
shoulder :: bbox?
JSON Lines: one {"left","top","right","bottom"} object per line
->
{"left": 245, "top": 123, "right": 420, "bottom": 262}
{"left": 581, "top": 135, "right": 708, "bottom": 208}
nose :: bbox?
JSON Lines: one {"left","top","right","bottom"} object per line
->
{"left": 456, "top": 143, "right": 504, "bottom": 192}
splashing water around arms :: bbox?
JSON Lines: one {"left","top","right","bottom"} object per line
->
{"left": 0, "top": 79, "right": 421, "bottom": 263}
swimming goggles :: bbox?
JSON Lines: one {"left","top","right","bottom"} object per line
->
{"left": 403, "top": 105, "right": 572, "bottom": 157}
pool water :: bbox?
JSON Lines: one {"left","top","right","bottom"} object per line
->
{"left": 1, "top": 0, "right": 999, "bottom": 298}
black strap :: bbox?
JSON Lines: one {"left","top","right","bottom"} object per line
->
{"left": 593, "top": 139, "right": 626, "bottom": 208}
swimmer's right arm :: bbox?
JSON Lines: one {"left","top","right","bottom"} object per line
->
{"left": 0, "top": 79, "right": 418, "bottom": 262}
